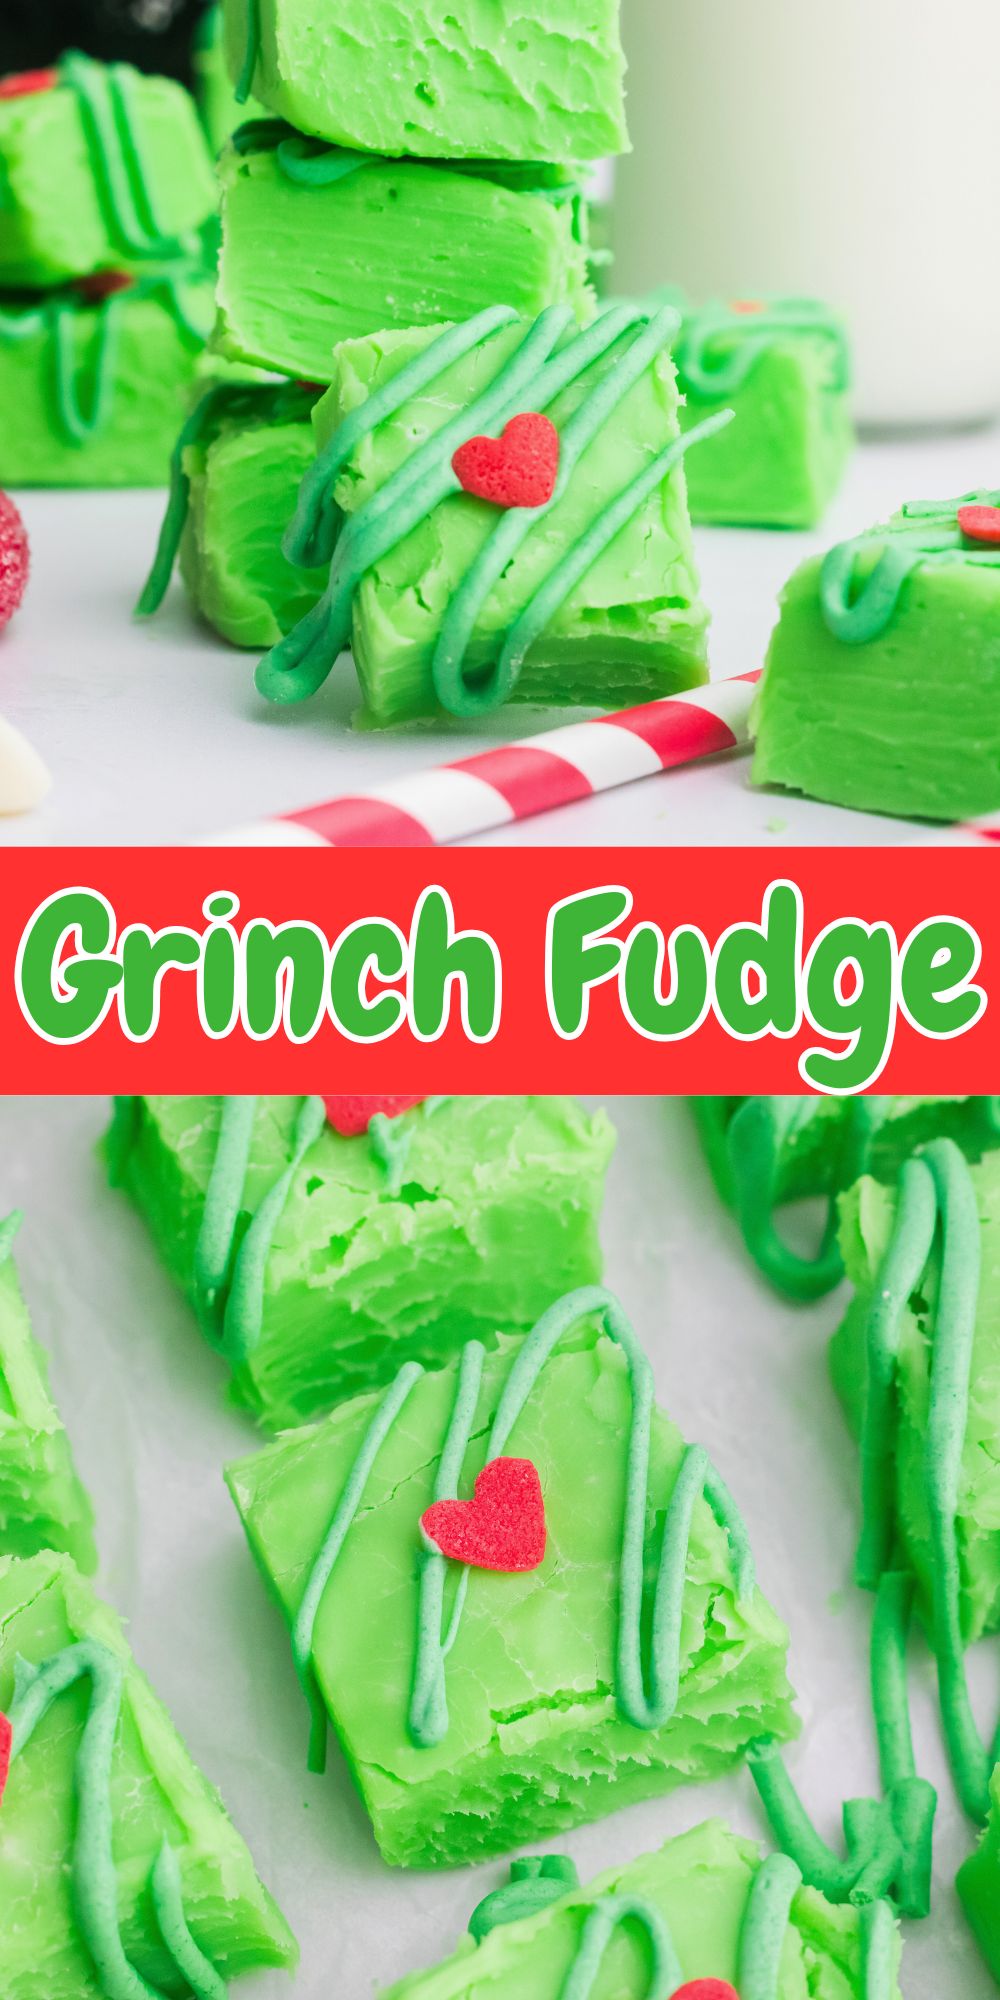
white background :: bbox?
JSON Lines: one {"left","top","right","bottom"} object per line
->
{"left": 1, "top": 426, "right": 999, "bottom": 847}
{"left": 0, "top": 1094, "right": 992, "bottom": 1996}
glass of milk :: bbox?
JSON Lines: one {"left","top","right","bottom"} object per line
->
{"left": 612, "top": 0, "right": 1000, "bottom": 430}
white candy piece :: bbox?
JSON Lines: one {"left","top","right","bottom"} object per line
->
{"left": 0, "top": 714, "right": 51, "bottom": 815}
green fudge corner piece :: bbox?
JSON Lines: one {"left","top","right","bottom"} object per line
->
{"left": 0, "top": 1550, "right": 297, "bottom": 2000}
{"left": 221, "top": 0, "right": 627, "bottom": 165}
{"left": 0, "top": 274, "right": 213, "bottom": 489}
{"left": 752, "top": 488, "right": 1000, "bottom": 822}
{"left": 175, "top": 380, "right": 321, "bottom": 645}
{"left": 0, "top": 1215, "right": 95, "bottom": 1571}
{"left": 0, "top": 55, "right": 216, "bottom": 287}
{"left": 673, "top": 296, "right": 853, "bottom": 529}
{"left": 263, "top": 306, "right": 712, "bottom": 727}
{"left": 832, "top": 1147, "right": 1000, "bottom": 1646}
{"left": 958, "top": 1763, "right": 1000, "bottom": 1983}
{"left": 212, "top": 129, "right": 593, "bottom": 383}
{"left": 225, "top": 1301, "right": 797, "bottom": 1869}
{"left": 108, "top": 1095, "right": 614, "bottom": 1429}
{"left": 691, "top": 1095, "right": 1000, "bottom": 1301}
{"left": 384, "top": 1822, "right": 900, "bottom": 1999}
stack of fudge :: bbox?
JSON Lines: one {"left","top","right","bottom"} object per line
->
{"left": 0, "top": 54, "right": 218, "bottom": 487}
{"left": 142, "top": 0, "right": 739, "bottom": 729}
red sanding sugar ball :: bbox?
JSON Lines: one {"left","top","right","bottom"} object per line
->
{"left": 0, "top": 69, "right": 59, "bottom": 99}
{"left": 672, "top": 1984, "right": 740, "bottom": 2000}
{"left": 0, "top": 493, "right": 29, "bottom": 633}
{"left": 322, "top": 1095, "right": 425, "bottom": 1137}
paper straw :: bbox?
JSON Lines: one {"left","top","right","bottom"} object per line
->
{"left": 203, "top": 671, "right": 761, "bottom": 848}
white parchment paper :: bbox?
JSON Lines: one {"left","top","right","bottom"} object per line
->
{"left": 0, "top": 1095, "right": 991, "bottom": 1997}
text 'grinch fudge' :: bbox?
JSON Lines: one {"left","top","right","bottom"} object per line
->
{"left": 752, "top": 490, "right": 1000, "bottom": 822}
{"left": 222, "top": 0, "right": 628, "bottom": 165}
{"left": 0, "top": 56, "right": 216, "bottom": 286}
{"left": 385, "top": 1825, "right": 901, "bottom": 2000}
{"left": 0, "top": 273, "right": 215, "bottom": 488}
{"left": 257, "top": 301, "right": 724, "bottom": 725}
{"left": 0, "top": 1213, "right": 95, "bottom": 1570}
{"left": 108, "top": 1094, "right": 614, "bottom": 1429}
{"left": 673, "top": 295, "right": 852, "bottom": 528}
{"left": 693, "top": 1095, "right": 1000, "bottom": 1300}
{"left": 0, "top": 1550, "right": 297, "bottom": 2000}
{"left": 226, "top": 1288, "right": 796, "bottom": 1868}
{"left": 213, "top": 124, "right": 593, "bottom": 383}
{"left": 139, "top": 378, "right": 321, "bottom": 641}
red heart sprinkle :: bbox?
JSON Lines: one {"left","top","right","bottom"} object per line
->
{"left": 957, "top": 503, "right": 1000, "bottom": 546}
{"left": 0, "top": 492, "right": 29, "bottom": 634}
{"left": 0, "top": 69, "right": 60, "bottom": 99}
{"left": 322, "top": 1095, "right": 425, "bottom": 1138}
{"left": 76, "top": 270, "right": 134, "bottom": 305}
{"left": 0, "top": 1712, "right": 12, "bottom": 1808}
{"left": 421, "top": 1457, "right": 546, "bottom": 1572}
{"left": 729, "top": 300, "right": 764, "bottom": 315}
{"left": 452, "top": 413, "right": 559, "bottom": 510}
{"left": 671, "top": 1984, "right": 740, "bottom": 2000}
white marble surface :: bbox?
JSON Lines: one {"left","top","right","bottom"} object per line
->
{"left": 1, "top": 425, "right": 999, "bottom": 846}
{"left": 0, "top": 1093, "right": 992, "bottom": 1996}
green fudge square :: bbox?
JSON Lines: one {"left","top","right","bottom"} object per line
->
{"left": 0, "top": 1550, "right": 297, "bottom": 2000}
{"left": 0, "top": 56, "right": 216, "bottom": 287}
{"left": 222, "top": 0, "right": 627, "bottom": 165}
{"left": 383, "top": 1822, "right": 900, "bottom": 1998}
{"left": 673, "top": 297, "right": 852, "bottom": 528}
{"left": 752, "top": 489, "right": 1000, "bottom": 822}
{"left": 831, "top": 1146, "right": 1000, "bottom": 1646}
{"left": 225, "top": 1295, "right": 796, "bottom": 1868}
{"left": 0, "top": 274, "right": 213, "bottom": 489}
{"left": 108, "top": 1095, "right": 614, "bottom": 1429}
{"left": 0, "top": 1216, "right": 95, "bottom": 1571}
{"left": 259, "top": 304, "right": 713, "bottom": 727}
{"left": 170, "top": 381, "right": 321, "bottom": 645}
{"left": 958, "top": 1764, "right": 1000, "bottom": 1983}
{"left": 212, "top": 129, "right": 593, "bottom": 383}
{"left": 692, "top": 1095, "right": 1000, "bottom": 1301}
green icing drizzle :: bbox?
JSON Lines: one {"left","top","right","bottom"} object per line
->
{"left": 820, "top": 489, "right": 1000, "bottom": 645}
{"left": 0, "top": 277, "right": 210, "bottom": 449}
{"left": 721, "top": 1096, "right": 890, "bottom": 1302}
{"left": 737, "top": 1852, "right": 801, "bottom": 2000}
{"left": 257, "top": 302, "right": 731, "bottom": 717}
{"left": 190, "top": 1095, "right": 428, "bottom": 1373}
{"left": 466, "top": 1844, "right": 887, "bottom": 1997}
{"left": 559, "top": 1895, "right": 679, "bottom": 2000}
{"left": 59, "top": 52, "right": 199, "bottom": 263}
{"left": 469, "top": 1857, "right": 581, "bottom": 1943}
{"left": 235, "top": 0, "right": 261, "bottom": 106}
{"left": 749, "top": 1567, "right": 936, "bottom": 1916}
{"left": 675, "top": 297, "right": 850, "bottom": 401}
{"left": 136, "top": 377, "right": 317, "bottom": 619}
{"left": 854, "top": 1140, "right": 995, "bottom": 1822}
{"left": 289, "top": 1285, "right": 757, "bottom": 1773}
{"left": 7, "top": 1639, "right": 224, "bottom": 2000}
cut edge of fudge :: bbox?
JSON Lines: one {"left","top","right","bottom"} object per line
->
{"left": 0, "top": 1214, "right": 97, "bottom": 1573}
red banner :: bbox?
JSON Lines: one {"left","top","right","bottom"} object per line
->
{"left": 0, "top": 845, "right": 995, "bottom": 1095}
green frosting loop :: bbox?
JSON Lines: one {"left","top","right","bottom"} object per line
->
{"left": 675, "top": 297, "right": 850, "bottom": 401}
{"left": 235, "top": 0, "right": 261, "bottom": 105}
{"left": 737, "top": 1852, "right": 802, "bottom": 2000}
{"left": 820, "top": 489, "right": 1000, "bottom": 645}
{"left": 723, "top": 1097, "right": 889, "bottom": 1302}
{"left": 0, "top": 277, "right": 209, "bottom": 450}
{"left": 468, "top": 1857, "right": 581, "bottom": 1943}
{"left": 559, "top": 1895, "right": 679, "bottom": 2000}
{"left": 857, "top": 1139, "right": 993, "bottom": 1823}
{"left": 7, "top": 1640, "right": 224, "bottom": 2000}
{"left": 258, "top": 302, "right": 729, "bottom": 717}
{"left": 59, "top": 52, "right": 199, "bottom": 263}
{"left": 290, "top": 1285, "right": 757, "bottom": 1769}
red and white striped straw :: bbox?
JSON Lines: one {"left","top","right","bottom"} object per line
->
{"left": 203, "top": 671, "right": 760, "bottom": 848}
